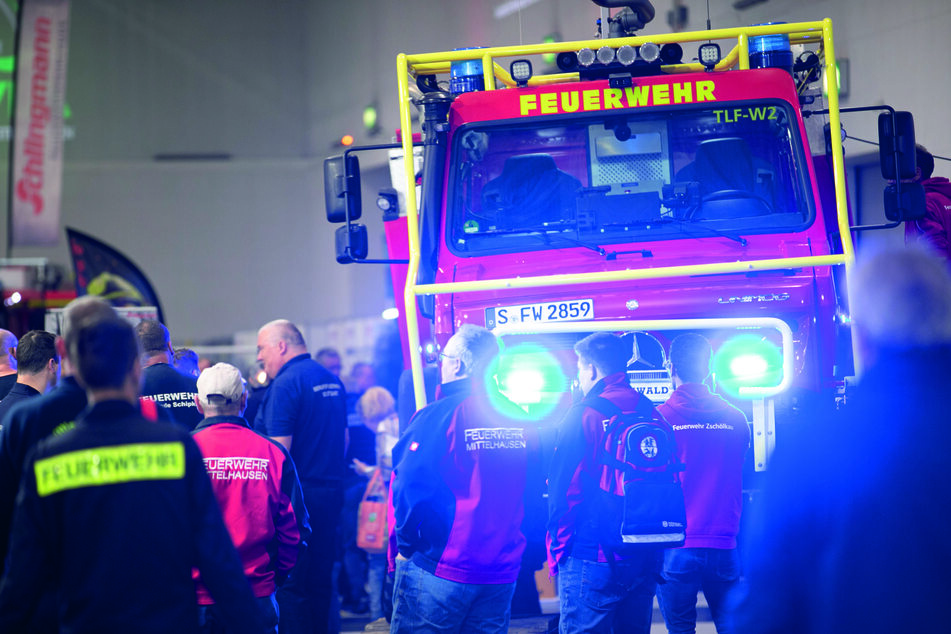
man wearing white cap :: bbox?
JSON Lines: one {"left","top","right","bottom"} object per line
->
{"left": 192, "top": 363, "right": 311, "bottom": 634}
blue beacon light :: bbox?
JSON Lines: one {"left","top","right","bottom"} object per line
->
{"left": 749, "top": 22, "right": 793, "bottom": 74}
{"left": 450, "top": 48, "right": 486, "bottom": 95}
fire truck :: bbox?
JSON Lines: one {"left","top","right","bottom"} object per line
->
{"left": 324, "top": 0, "right": 920, "bottom": 471}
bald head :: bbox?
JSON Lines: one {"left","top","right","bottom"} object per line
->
{"left": 256, "top": 319, "right": 308, "bottom": 379}
{"left": 0, "top": 329, "right": 17, "bottom": 374}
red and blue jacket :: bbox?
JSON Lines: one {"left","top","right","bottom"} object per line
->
{"left": 192, "top": 415, "right": 310, "bottom": 602}
{"left": 392, "top": 377, "right": 538, "bottom": 585}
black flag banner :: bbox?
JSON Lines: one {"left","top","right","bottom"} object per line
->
{"left": 66, "top": 227, "right": 165, "bottom": 324}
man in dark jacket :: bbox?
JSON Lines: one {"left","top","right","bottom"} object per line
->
{"left": 0, "top": 313, "right": 266, "bottom": 633}
{"left": 734, "top": 246, "right": 951, "bottom": 632}
{"left": 0, "top": 299, "right": 116, "bottom": 572}
{"left": 137, "top": 319, "right": 202, "bottom": 429}
{"left": 656, "top": 333, "right": 749, "bottom": 634}
{"left": 0, "top": 299, "right": 117, "bottom": 633}
{"left": 391, "top": 324, "right": 538, "bottom": 634}
{"left": 192, "top": 362, "right": 311, "bottom": 633}
{"left": 0, "top": 329, "right": 59, "bottom": 423}
{"left": 547, "top": 331, "right": 669, "bottom": 634}
{"left": 905, "top": 145, "right": 951, "bottom": 259}
{"left": 254, "top": 319, "right": 347, "bottom": 634}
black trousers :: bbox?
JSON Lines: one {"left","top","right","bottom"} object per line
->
{"left": 277, "top": 484, "right": 344, "bottom": 634}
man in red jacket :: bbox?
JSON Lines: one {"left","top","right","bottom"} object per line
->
{"left": 192, "top": 363, "right": 311, "bottom": 634}
{"left": 656, "top": 333, "right": 750, "bottom": 634}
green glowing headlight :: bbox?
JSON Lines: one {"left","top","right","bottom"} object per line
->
{"left": 713, "top": 335, "right": 783, "bottom": 398}
{"left": 493, "top": 343, "right": 567, "bottom": 420}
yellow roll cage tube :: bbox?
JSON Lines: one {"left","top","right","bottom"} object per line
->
{"left": 395, "top": 19, "right": 853, "bottom": 412}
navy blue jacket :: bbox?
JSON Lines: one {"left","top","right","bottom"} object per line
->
{"left": 141, "top": 362, "right": 202, "bottom": 429}
{"left": 0, "top": 400, "right": 265, "bottom": 633}
{"left": 0, "top": 382, "right": 41, "bottom": 425}
{"left": 253, "top": 354, "right": 347, "bottom": 487}
{"left": 735, "top": 347, "right": 951, "bottom": 633}
{"left": 0, "top": 376, "right": 87, "bottom": 567}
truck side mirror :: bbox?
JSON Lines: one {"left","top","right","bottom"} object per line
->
{"left": 884, "top": 182, "right": 926, "bottom": 222}
{"left": 334, "top": 224, "right": 368, "bottom": 264}
{"left": 878, "top": 111, "right": 916, "bottom": 181}
{"left": 324, "top": 155, "right": 362, "bottom": 223}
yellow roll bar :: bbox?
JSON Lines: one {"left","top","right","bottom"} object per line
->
{"left": 396, "top": 19, "right": 853, "bottom": 410}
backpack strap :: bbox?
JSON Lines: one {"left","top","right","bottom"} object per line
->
{"left": 583, "top": 394, "right": 657, "bottom": 477}
{"left": 583, "top": 394, "right": 621, "bottom": 418}
{"left": 584, "top": 392, "right": 656, "bottom": 419}
{"left": 582, "top": 395, "right": 622, "bottom": 432}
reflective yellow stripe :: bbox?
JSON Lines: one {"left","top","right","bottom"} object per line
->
{"left": 51, "top": 421, "right": 75, "bottom": 436}
{"left": 34, "top": 442, "right": 186, "bottom": 497}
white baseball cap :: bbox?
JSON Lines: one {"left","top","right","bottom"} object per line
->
{"left": 197, "top": 362, "right": 246, "bottom": 406}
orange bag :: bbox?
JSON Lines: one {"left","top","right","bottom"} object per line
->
{"left": 356, "top": 468, "right": 388, "bottom": 553}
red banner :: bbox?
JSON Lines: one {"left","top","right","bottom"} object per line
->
{"left": 10, "top": 0, "right": 71, "bottom": 246}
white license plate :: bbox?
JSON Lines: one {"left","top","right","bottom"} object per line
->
{"left": 486, "top": 299, "right": 593, "bottom": 328}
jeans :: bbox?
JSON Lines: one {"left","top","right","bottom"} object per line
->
{"left": 366, "top": 553, "right": 387, "bottom": 620}
{"left": 557, "top": 553, "right": 662, "bottom": 634}
{"left": 199, "top": 594, "right": 279, "bottom": 634}
{"left": 656, "top": 547, "right": 740, "bottom": 634}
{"left": 391, "top": 557, "right": 517, "bottom": 634}
{"left": 278, "top": 484, "right": 343, "bottom": 634}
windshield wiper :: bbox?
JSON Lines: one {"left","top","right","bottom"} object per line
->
{"left": 666, "top": 219, "right": 748, "bottom": 246}
{"left": 467, "top": 225, "right": 608, "bottom": 256}
{"left": 540, "top": 231, "right": 607, "bottom": 256}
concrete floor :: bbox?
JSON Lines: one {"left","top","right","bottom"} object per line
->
{"left": 340, "top": 596, "right": 720, "bottom": 633}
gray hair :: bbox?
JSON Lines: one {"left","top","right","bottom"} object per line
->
{"left": 0, "top": 329, "right": 18, "bottom": 370}
{"left": 443, "top": 324, "right": 500, "bottom": 375}
{"left": 849, "top": 245, "right": 951, "bottom": 349}
{"left": 259, "top": 319, "right": 306, "bottom": 348}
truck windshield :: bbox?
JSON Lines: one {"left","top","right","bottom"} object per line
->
{"left": 446, "top": 100, "right": 814, "bottom": 255}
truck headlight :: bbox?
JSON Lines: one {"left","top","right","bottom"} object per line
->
{"left": 713, "top": 335, "right": 784, "bottom": 398}
{"left": 494, "top": 344, "right": 567, "bottom": 419}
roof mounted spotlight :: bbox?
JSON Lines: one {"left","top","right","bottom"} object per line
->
{"left": 510, "top": 59, "right": 533, "bottom": 87}
{"left": 638, "top": 42, "right": 661, "bottom": 63}
{"left": 616, "top": 45, "right": 637, "bottom": 65}
{"left": 577, "top": 47, "right": 596, "bottom": 67}
{"left": 596, "top": 46, "right": 616, "bottom": 64}
{"left": 698, "top": 42, "right": 721, "bottom": 70}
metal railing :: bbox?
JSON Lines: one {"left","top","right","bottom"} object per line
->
{"left": 394, "top": 19, "right": 852, "bottom": 409}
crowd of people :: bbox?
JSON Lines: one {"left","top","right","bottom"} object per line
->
{"left": 0, "top": 237, "right": 948, "bottom": 632}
